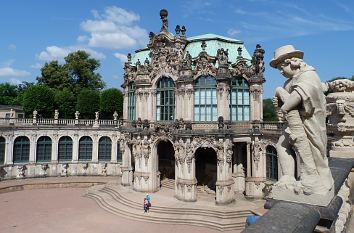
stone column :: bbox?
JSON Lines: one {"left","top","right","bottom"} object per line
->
{"left": 249, "top": 84, "right": 263, "bottom": 121}
{"left": 121, "top": 140, "right": 133, "bottom": 186}
{"left": 215, "top": 139, "right": 235, "bottom": 204}
{"left": 245, "top": 138, "right": 265, "bottom": 198}
{"left": 111, "top": 136, "right": 117, "bottom": 163}
{"left": 185, "top": 86, "right": 194, "bottom": 121}
{"left": 29, "top": 134, "right": 37, "bottom": 163}
{"left": 175, "top": 139, "right": 197, "bottom": 202}
{"left": 133, "top": 136, "right": 158, "bottom": 192}
{"left": 72, "top": 134, "right": 79, "bottom": 162}
{"left": 51, "top": 134, "right": 59, "bottom": 163}
{"left": 123, "top": 90, "right": 128, "bottom": 120}
{"left": 151, "top": 89, "right": 157, "bottom": 121}
{"left": 217, "top": 82, "right": 230, "bottom": 120}
{"left": 5, "top": 135, "right": 14, "bottom": 165}
{"left": 92, "top": 135, "right": 99, "bottom": 162}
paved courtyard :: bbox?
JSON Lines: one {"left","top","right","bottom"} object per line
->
{"left": 0, "top": 178, "right": 241, "bottom": 233}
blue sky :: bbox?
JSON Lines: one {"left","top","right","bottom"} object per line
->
{"left": 1, "top": 0, "right": 354, "bottom": 98}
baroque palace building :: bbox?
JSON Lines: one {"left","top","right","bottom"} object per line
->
{"left": 0, "top": 9, "right": 283, "bottom": 205}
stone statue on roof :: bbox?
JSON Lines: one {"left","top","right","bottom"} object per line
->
{"left": 270, "top": 45, "right": 334, "bottom": 205}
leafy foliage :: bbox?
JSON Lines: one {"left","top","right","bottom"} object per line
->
{"left": 54, "top": 89, "right": 76, "bottom": 118}
{"left": 263, "top": 98, "right": 278, "bottom": 121}
{"left": 100, "top": 88, "right": 123, "bottom": 119}
{"left": 0, "top": 83, "right": 19, "bottom": 105}
{"left": 76, "top": 89, "right": 100, "bottom": 119}
{"left": 65, "top": 50, "right": 105, "bottom": 92}
{"left": 37, "top": 60, "right": 71, "bottom": 90}
{"left": 22, "top": 84, "right": 55, "bottom": 117}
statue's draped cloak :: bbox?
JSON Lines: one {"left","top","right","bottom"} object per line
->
{"left": 290, "top": 68, "right": 333, "bottom": 189}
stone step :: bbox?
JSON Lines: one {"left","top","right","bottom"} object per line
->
{"left": 102, "top": 185, "right": 248, "bottom": 218}
{"left": 161, "top": 179, "right": 216, "bottom": 196}
{"left": 86, "top": 184, "right": 251, "bottom": 231}
{"left": 86, "top": 191, "right": 246, "bottom": 231}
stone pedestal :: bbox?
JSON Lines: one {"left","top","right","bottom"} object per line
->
{"left": 232, "top": 172, "right": 245, "bottom": 193}
{"left": 216, "top": 179, "right": 235, "bottom": 204}
{"left": 175, "top": 178, "right": 197, "bottom": 202}
{"left": 121, "top": 166, "right": 133, "bottom": 186}
{"left": 245, "top": 177, "right": 265, "bottom": 198}
{"left": 272, "top": 185, "right": 334, "bottom": 206}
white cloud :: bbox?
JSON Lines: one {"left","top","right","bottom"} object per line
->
{"left": 80, "top": 6, "right": 148, "bottom": 49}
{"left": 1, "top": 59, "right": 15, "bottom": 67}
{"left": 30, "top": 63, "right": 42, "bottom": 69}
{"left": 8, "top": 44, "right": 16, "bottom": 50}
{"left": 0, "top": 67, "right": 30, "bottom": 77}
{"left": 38, "top": 45, "right": 106, "bottom": 62}
{"left": 77, "top": 35, "right": 89, "bottom": 43}
{"left": 227, "top": 28, "right": 241, "bottom": 36}
{"left": 114, "top": 52, "right": 127, "bottom": 64}
{"left": 9, "top": 78, "right": 23, "bottom": 85}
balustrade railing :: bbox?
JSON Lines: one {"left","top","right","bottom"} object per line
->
{"left": 0, "top": 117, "right": 286, "bottom": 132}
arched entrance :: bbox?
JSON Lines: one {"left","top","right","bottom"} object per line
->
{"left": 195, "top": 147, "right": 217, "bottom": 191}
{"left": 157, "top": 140, "right": 175, "bottom": 180}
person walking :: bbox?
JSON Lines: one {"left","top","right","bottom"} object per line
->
{"left": 143, "top": 198, "right": 148, "bottom": 213}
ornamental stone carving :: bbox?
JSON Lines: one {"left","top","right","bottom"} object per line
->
{"left": 142, "top": 137, "right": 151, "bottom": 166}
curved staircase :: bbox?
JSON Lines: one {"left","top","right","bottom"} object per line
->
{"left": 86, "top": 182, "right": 256, "bottom": 232}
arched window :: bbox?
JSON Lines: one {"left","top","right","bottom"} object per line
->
{"left": 117, "top": 142, "right": 122, "bottom": 162}
{"left": 58, "top": 136, "right": 73, "bottom": 162}
{"left": 0, "top": 137, "right": 5, "bottom": 164}
{"left": 128, "top": 82, "right": 136, "bottom": 121}
{"left": 230, "top": 77, "right": 250, "bottom": 121}
{"left": 13, "top": 136, "right": 30, "bottom": 163}
{"left": 98, "top": 136, "right": 112, "bottom": 161}
{"left": 194, "top": 76, "right": 217, "bottom": 121}
{"left": 156, "top": 77, "right": 175, "bottom": 121}
{"left": 37, "top": 136, "right": 52, "bottom": 162}
{"left": 266, "top": 145, "right": 278, "bottom": 181}
{"left": 79, "top": 136, "right": 92, "bottom": 161}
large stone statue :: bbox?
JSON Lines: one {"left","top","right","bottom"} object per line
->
{"left": 270, "top": 45, "right": 334, "bottom": 205}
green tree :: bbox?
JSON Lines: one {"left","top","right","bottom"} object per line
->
{"left": 100, "top": 88, "right": 123, "bottom": 119}
{"left": 76, "top": 89, "right": 100, "bottom": 119}
{"left": 65, "top": 50, "right": 105, "bottom": 92}
{"left": 263, "top": 98, "right": 278, "bottom": 121}
{"left": 22, "top": 84, "right": 55, "bottom": 117}
{"left": 54, "top": 89, "right": 76, "bottom": 118}
{"left": 0, "top": 83, "right": 19, "bottom": 105}
{"left": 36, "top": 60, "right": 71, "bottom": 90}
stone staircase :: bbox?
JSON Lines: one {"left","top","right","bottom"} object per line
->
{"left": 86, "top": 183, "right": 253, "bottom": 232}
{"left": 161, "top": 178, "right": 216, "bottom": 196}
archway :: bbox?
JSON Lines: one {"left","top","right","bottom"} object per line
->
{"left": 195, "top": 147, "right": 217, "bottom": 191}
{"left": 157, "top": 140, "right": 175, "bottom": 180}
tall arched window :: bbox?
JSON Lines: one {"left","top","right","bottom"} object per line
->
{"left": 194, "top": 76, "right": 217, "bottom": 121}
{"left": 156, "top": 77, "right": 175, "bottom": 121}
{"left": 128, "top": 82, "right": 136, "bottom": 121}
{"left": 266, "top": 145, "right": 278, "bottom": 181}
{"left": 117, "top": 142, "right": 122, "bottom": 162}
{"left": 79, "top": 136, "right": 92, "bottom": 161}
{"left": 0, "top": 137, "right": 5, "bottom": 164}
{"left": 37, "top": 136, "right": 52, "bottom": 162}
{"left": 98, "top": 136, "right": 112, "bottom": 161}
{"left": 58, "top": 136, "right": 73, "bottom": 162}
{"left": 230, "top": 77, "right": 250, "bottom": 121}
{"left": 13, "top": 136, "right": 30, "bottom": 163}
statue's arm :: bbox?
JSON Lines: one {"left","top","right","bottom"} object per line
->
{"left": 280, "top": 91, "right": 301, "bottom": 113}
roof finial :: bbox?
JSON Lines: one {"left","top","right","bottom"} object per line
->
{"left": 201, "top": 41, "right": 207, "bottom": 51}
{"left": 160, "top": 9, "right": 168, "bottom": 32}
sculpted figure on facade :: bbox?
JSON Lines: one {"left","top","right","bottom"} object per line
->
{"left": 270, "top": 45, "right": 334, "bottom": 195}
{"left": 217, "top": 48, "right": 229, "bottom": 67}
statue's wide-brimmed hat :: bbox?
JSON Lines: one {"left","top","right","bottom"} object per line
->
{"left": 270, "top": 45, "right": 304, "bottom": 68}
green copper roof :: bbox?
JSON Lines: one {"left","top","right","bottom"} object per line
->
{"left": 130, "top": 33, "right": 252, "bottom": 66}
{"left": 185, "top": 34, "right": 251, "bottom": 64}
{"left": 131, "top": 48, "right": 150, "bottom": 65}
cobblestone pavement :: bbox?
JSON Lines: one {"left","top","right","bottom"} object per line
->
{"left": 0, "top": 178, "right": 234, "bottom": 233}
